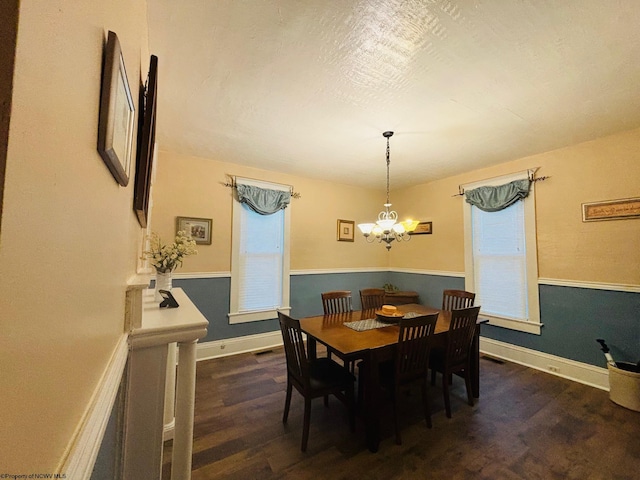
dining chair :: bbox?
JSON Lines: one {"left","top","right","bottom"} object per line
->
{"left": 278, "top": 312, "right": 356, "bottom": 452}
{"left": 321, "top": 290, "right": 353, "bottom": 314}
{"left": 430, "top": 306, "right": 481, "bottom": 418}
{"left": 359, "top": 288, "right": 386, "bottom": 311}
{"left": 442, "top": 289, "right": 476, "bottom": 310}
{"left": 378, "top": 313, "right": 439, "bottom": 445}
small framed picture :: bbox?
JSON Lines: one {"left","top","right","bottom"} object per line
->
{"left": 177, "top": 217, "right": 212, "bottom": 245}
{"left": 337, "top": 219, "right": 355, "bottom": 242}
{"left": 582, "top": 197, "right": 640, "bottom": 222}
{"left": 409, "top": 221, "right": 433, "bottom": 235}
{"left": 97, "top": 31, "right": 135, "bottom": 187}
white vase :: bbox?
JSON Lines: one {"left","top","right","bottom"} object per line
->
{"left": 155, "top": 271, "right": 173, "bottom": 302}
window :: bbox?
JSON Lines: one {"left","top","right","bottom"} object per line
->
{"left": 229, "top": 179, "right": 291, "bottom": 324}
{"left": 463, "top": 171, "right": 541, "bottom": 334}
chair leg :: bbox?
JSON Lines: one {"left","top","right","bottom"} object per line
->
{"left": 283, "top": 382, "right": 292, "bottom": 423}
{"left": 347, "top": 386, "right": 356, "bottom": 433}
{"left": 301, "top": 398, "right": 312, "bottom": 452}
{"left": 442, "top": 371, "right": 452, "bottom": 418}
{"left": 430, "top": 367, "right": 436, "bottom": 386}
{"left": 393, "top": 390, "right": 402, "bottom": 445}
{"left": 357, "top": 364, "right": 366, "bottom": 408}
{"left": 464, "top": 369, "right": 474, "bottom": 406}
{"left": 421, "top": 379, "right": 432, "bottom": 429}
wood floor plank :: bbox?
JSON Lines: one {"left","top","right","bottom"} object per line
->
{"left": 163, "top": 347, "right": 640, "bottom": 479}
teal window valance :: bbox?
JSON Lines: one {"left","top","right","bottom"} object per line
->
{"left": 464, "top": 178, "right": 531, "bottom": 212}
{"left": 236, "top": 183, "right": 291, "bottom": 215}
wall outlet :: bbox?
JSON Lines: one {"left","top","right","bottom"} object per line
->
{"left": 547, "top": 365, "right": 559, "bottom": 373}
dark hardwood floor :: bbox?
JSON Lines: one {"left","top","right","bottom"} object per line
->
{"left": 163, "top": 347, "right": 640, "bottom": 479}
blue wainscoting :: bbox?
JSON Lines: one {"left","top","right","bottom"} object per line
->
{"left": 173, "top": 271, "right": 388, "bottom": 343}
{"left": 290, "top": 271, "right": 389, "bottom": 318}
{"left": 387, "top": 271, "right": 465, "bottom": 308}
{"left": 481, "top": 284, "right": 640, "bottom": 368}
{"left": 172, "top": 277, "right": 276, "bottom": 344}
{"left": 172, "top": 272, "right": 639, "bottom": 368}
{"left": 393, "top": 272, "right": 640, "bottom": 369}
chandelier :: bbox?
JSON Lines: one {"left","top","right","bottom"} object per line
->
{"left": 357, "top": 131, "right": 418, "bottom": 250}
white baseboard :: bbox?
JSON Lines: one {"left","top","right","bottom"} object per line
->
{"left": 480, "top": 337, "right": 609, "bottom": 391}
{"left": 197, "top": 331, "right": 283, "bottom": 361}
{"left": 57, "top": 334, "right": 129, "bottom": 478}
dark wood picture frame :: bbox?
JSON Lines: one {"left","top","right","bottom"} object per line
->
{"left": 337, "top": 219, "right": 355, "bottom": 242}
{"left": 409, "top": 221, "right": 433, "bottom": 235}
{"left": 176, "top": 216, "right": 212, "bottom": 245}
{"left": 97, "top": 31, "right": 135, "bottom": 187}
{"left": 133, "top": 55, "right": 158, "bottom": 227}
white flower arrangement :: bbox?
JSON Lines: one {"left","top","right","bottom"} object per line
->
{"left": 145, "top": 231, "right": 198, "bottom": 273}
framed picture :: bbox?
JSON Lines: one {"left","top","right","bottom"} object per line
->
{"left": 98, "top": 31, "right": 135, "bottom": 187}
{"left": 582, "top": 197, "right": 640, "bottom": 222}
{"left": 177, "top": 216, "right": 212, "bottom": 245}
{"left": 337, "top": 219, "right": 355, "bottom": 242}
{"left": 409, "top": 221, "right": 433, "bottom": 235}
{"left": 133, "top": 55, "right": 158, "bottom": 227}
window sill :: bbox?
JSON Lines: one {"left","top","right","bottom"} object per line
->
{"left": 228, "top": 306, "right": 291, "bottom": 324}
{"left": 484, "top": 314, "right": 542, "bottom": 335}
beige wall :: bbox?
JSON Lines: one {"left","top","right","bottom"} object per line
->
{"left": 155, "top": 127, "right": 640, "bottom": 286}
{"left": 392, "top": 128, "right": 640, "bottom": 286}
{"left": 0, "top": 0, "right": 149, "bottom": 471}
{"left": 152, "top": 150, "right": 390, "bottom": 272}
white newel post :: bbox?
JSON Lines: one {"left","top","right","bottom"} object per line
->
{"left": 123, "top": 288, "right": 208, "bottom": 480}
{"left": 172, "top": 339, "right": 198, "bottom": 479}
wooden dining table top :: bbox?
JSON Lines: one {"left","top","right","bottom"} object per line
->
{"left": 299, "top": 304, "right": 453, "bottom": 357}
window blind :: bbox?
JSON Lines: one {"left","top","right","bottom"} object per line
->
{"left": 238, "top": 203, "right": 284, "bottom": 311}
{"left": 472, "top": 200, "right": 529, "bottom": 320}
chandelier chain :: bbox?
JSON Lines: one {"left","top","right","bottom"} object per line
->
{"left": 386, "top": 135, "right": 391, "bottom": 206}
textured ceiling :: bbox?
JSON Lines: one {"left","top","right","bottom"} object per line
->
{"left": 147, "top": 0, "right": 640, "bottom": 189}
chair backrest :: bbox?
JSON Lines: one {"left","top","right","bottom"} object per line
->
{"left": 446, "top": 306, "right": 481, "bottom": 367}
{"left": 360, "top": 288, "right": 386, "bottom": 310}
{"left": 278, "top": 312, "right": 309, "bottom": 386}
{"left": 395, "top": 314, "right": 439, "bottom": 384}
{"left": 442, "top": 289, "right": 476, "bottom": 310}
{"left": 321, "top": 290, "right": 353, "bottom": 314}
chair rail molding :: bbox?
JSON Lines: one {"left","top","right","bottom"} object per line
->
{"left": 538, "top": 277, "right": 640, "bottom": 293}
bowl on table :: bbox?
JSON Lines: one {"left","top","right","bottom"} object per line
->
{"left": 375, "top": 305, "right": 404, "bottom": 323}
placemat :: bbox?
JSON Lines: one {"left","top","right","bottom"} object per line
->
{"left": 343, "top": 317, "right": 391, "bottom": 332}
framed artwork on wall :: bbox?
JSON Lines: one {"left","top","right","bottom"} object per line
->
{"left": 97, "top": 30, "right": 135, "bottom": 187}
{"left": 177, "top": 216, "right": 212, "bottom": 245}
{"left": 337, "top": 219, "right": 355, "bottom": 242}
{"left": 133, "top": 55, "right": 158, "bottom": 227}
{"left": 409, "top": 221, "right": 433, "bottom": 235}
{"left": 582, "top": 197, "right": 640, "bottom": 222}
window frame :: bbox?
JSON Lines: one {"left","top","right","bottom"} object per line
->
{"left": 228, "top": 178, "right": 291, "bottom": 324}
{"left": 463, "top": 170, "right": 542, "bottom": 334}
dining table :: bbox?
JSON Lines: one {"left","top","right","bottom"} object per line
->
{"left": 299, "top": 303, "right": 486, "bottom": 452}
